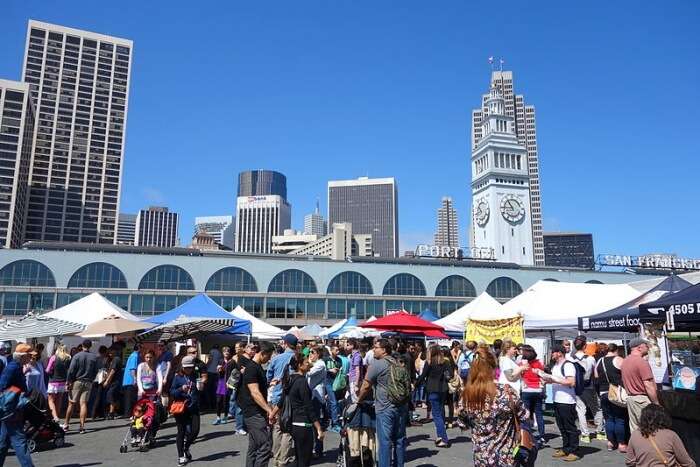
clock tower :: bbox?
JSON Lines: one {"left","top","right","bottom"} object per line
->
{"left": 471, "top": 82, "right": 534, "bottom": 265}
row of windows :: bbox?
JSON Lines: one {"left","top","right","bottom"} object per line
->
{"left": 0, "top": 260, "right": 606, "bottom": 300}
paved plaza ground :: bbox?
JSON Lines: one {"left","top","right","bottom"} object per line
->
{"left": 7, "top": 412, "right": 624, "bottom": 467}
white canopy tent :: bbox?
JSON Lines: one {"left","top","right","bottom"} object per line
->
{"left": 434, "top": 292, "right": 511, "bottom": 334}
{"left": 229, "top": 305, "right": 285, "bottom": 340}
{"left": 502, "top": 280, "right": 640, "bottom": 330}
{"left": 43, "top": 292, "right": 140, "bottom": 326}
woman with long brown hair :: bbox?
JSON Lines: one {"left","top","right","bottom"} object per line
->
{"left": 462, "top": 344, "right": 527, "bottom": 467}
{"left": 416, "top": 344, "right": 451, "bottom": 447}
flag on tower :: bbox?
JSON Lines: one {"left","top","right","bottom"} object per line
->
{"left": 488, "top": 56, "right": 494, "bottom": 64}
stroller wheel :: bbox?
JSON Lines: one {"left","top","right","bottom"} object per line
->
{"left": 120, "top": 445, "right": 127, "bottom": 453}
{"left": 53, "top": 436, "right": 65, "bottom": 448}
{"left": 27, "top": 439, "right": 37, "bottom": 453}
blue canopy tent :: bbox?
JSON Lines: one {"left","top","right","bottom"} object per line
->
{"left": 150, "top": 293, "right": 252, "bottom": 335}
{"left": 418, "top": 309, "right": 440, "bottom": 322}
{"left": 579, "top": 275, "right": 692, "bottom": 332}
{"left": 328, "top": 317, "right": 359, "bottom": 338}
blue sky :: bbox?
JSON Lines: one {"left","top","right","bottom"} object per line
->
{"left": 2, "top": 1, "right": 699, "bottom": 258}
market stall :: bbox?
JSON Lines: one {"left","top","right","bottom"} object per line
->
{"left": 359, "top": 311, "right": 448, "bottom": 338}
{"left": 0, "top": 313, "right": 85, "bottom": 341}
{"left": 434, "top": 292, "right": 503, "bottom": 339}
{"left": 43, "top": 292, "right": 141, "bottom": 325}
{"left": 228, "top": 305, "right": 285, "bottom": 340}
{"left": 639, "top": 282, "right": 700, "bottom": 460}
{"left": 150, "top": 293, "right": 251, "bottom": 336}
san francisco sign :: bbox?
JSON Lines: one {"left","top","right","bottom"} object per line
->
{"left": 598, "top": 254, "right": 700, "bottom": 271}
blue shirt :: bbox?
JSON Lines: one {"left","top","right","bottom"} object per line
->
{"left": 266, "top": 349, "right": 295, "bottom": 405}
{"left": 122, "top": 351, "right": 140, "bottom": 386}
{"left": 0, "top": 360, "right": 27, "bottom": 393}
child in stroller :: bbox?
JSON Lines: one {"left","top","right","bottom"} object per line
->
{"left": 23, "top": 389, "right": 65, "bottom": 452}
{"left": 120, "top": 397, "right": 160, "bottom": 453}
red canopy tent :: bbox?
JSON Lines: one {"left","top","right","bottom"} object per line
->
{"left": 359, "top": 311, "right": 448, "bottom": 339}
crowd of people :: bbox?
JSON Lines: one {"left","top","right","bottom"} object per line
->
{"left": 0, "top": 333, "right": 696, "bottom": 467}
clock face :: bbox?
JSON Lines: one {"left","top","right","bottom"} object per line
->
{"left": 474, "top": 199, "right": 490, "bottom": 226}
{"left": 500, "top": 195, "right": 525, "bottom": 223}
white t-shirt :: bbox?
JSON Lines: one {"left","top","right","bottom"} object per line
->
{"left": 498, "top": 356, "right": 521, "bottom": 392}
{"left": 552, "top": 360, "right": 576, "bottom": 404}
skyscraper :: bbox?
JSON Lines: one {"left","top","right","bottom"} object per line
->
{"left": 471, "top": 70, "right": 544, "bottom": 265}
{"left": 116, "top": 212, "right": 136, "bottom": 245}
{"left": 21, "top": 20, "right": 132, "bottom": 244}
{"left": 304, "top": 201, "right": 327, "bottom": 236}
{"left": 235, "top": 170, "right": 291, "bottom": 254}
{"left": 434, "top": 196, "right": 458, "bottom": 248}
{"left": 135, "top": 207, "right": 178, "bottom": 248}
{"left": 328, "top": 177, "right": 398, "bottom": 258}
{"left": 0, "top": 80, "right": 35, "bottom": 248}
{"left": 194, "top": 215, "right": 235, "bottom": 249}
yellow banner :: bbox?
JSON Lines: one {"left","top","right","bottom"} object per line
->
{"left": 465, "top": 316, "right": 524, "bottom": 344}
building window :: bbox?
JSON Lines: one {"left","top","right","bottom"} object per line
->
{"left": 382, "top": 273, "right": 426, "bottom": 296}
{"left": 267, "top": 269, "right": 317, "bottom": 294}
{"left": 327, "top": 272, "right": 373, "bottom": 295}
{"left": 68, "top": 262, "right": 127, "bottom": 288}
{"left": 138, "top": 265, "right": 195, "bottom": 290}
{"left": 0, "top": 292, "right": 54, "bottom": 315}
{"left": 486, "top": 277, "right": 523, "bottom": 299}
{"left": 0, "top": 260, "right": 56, "bottom": 287}
{"left": 205, "top": 267, "right": 257, "bottom": 292}
{"left": 435, "top": 275, "right": 476, "bottom": 297}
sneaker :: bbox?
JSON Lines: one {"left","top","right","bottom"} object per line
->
{"left": 596, "top": 432, "right": 608, "bottom": 441}
{"left": 212, "top": 418, "right": 221, "bottom": 425}
{"left": 236, "top": 429, "right": 247, "bottom": 436}
{"left": 552, "top": 449, "right": 567, "bottom": 458}
{"left": 436, "top": 440, "right": 450, "bottom": 448}
{"left": 177, "top": 457, "right": 187, "bottom": 466}
{"left": 185, "top": 450, "right": 192, "bottom": 461}
{"left": 580, "top": 435, "right": 591, "bottom": 444}
{"left": 60, "top": 423, "right": 68, "bottom": 432}
{"left": 562, "top": 453, "right": 580, "bottom": 462}
{"left": 79, "top": 427, "right": 86, "bottom": 434}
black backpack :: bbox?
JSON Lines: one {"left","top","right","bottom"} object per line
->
{"left": 565, "top": 360, "right": 586, "bottom": 396}
{"left": 279, "top": 374, "right": 301, "bottom": 434}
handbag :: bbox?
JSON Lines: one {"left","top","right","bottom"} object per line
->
{"left": 507, "top": 390, "right": 534, "bottom": 456}
{"left": 448, "top": 374, "right": 461, "bottom": 394}
{"left": 601, "top": 358, "right": 628, "bottom": 407}
{"left": 169, "top": 399, "right": 186, "bottom": 415}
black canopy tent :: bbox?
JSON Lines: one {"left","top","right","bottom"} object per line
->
{"left": 640, "top": 280, "right": 700, "bottom": 331}
{"left": 578, "top": 275, "right": 692, "bottom": 332}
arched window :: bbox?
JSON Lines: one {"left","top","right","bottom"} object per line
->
{"left": 543, "top": 278, "right": 559, "bottom": 282}
{"left": 486, "top": 277, "right": 523, "bottom": 299}
{"left": 327, "top": 272, "right": 373, "bottom": 295}
{"left": 138, "top": 265, "right": 195, "bottom": 290}
{"left": 205, "top": 267, "right": 257, "bottom": 292}
{"left": 435, "top": 275, "right": 476, "bottom": 297}
{"left": 585, "top": 280, "right": 603, "bottom": 285}
{"left": 0, "top": 260, "right": 55, "bottom": 287}
{"left": 267, "top": 269, "right": 317, "bottom": 293}
{"left": 68, "top": 262, "right": 127, "bottom": 288}
{"left": 383, "top": 274, "right": 426, "bottom": 296}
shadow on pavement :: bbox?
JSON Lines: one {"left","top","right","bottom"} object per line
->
{"left": 196, "top": 450, "right": 240, "bottom": 461}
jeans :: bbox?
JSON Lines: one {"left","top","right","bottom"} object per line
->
{"left": 245, "top": 413, "right": 272, "bottom": 467}
{"left": 0, "top": 416, "right": 35, "bottom": 467}
{"left": 427, "top": 392, "right": 448, "bottom": 443}
{"left": 324, "top": 382, "right": 339, "bottom": 426}
{"left": 576, "top": 387, "right": 603, "bottom": 436}
{"left": 554, "top": 402, "right": 579, "bottom": 455}
{"left": 122, "top": 384, "right": 137, "bottom": 416}
{"left": 600, "top": 393, "right": 629, "bottom": 446}
{"left": 228, "top": 390, "right": 245, "bottom": 431}
{"left": 521, "top": 391, "right": 546, "bottom": 441}
{"left": 375, "top": 405, "right": 408, "bottom": 467}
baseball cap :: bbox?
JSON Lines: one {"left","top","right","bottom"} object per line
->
{"left": 181, "top": 356, "right": 196, "bottom": 368}
{"left": 629, "top": 337, "right": 650, "bottom": 349}
{"left": 14, "top": 343, "right": 32, "bottom": 354}
{"left": 282, "top": 334, "right": 298, "bottom": 347}
{"left": 551, "top": 344, "right": 567, "bottom": 355}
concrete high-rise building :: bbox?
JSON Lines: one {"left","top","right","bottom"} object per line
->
{"left": 116, "top": 213, "right": 136, "bottom": 245}
{"left": 135, "top": 207, "right": 178, "bottom": 248}
{"left": 290, "top": 223, "right": 373, "bottom": 260}
{"left": 470, "top": 83, "right": 533, "bottom": 265}
{"left": 194, "top": 215, "right": 235, "bottom": 249}
{"left": 304, "top": 201, "right": 327, "bottom": 236}
{"left": 237, "top": 170, "right": 287, "bottom": 199}
{"left": 0, "top": 80, "right": 35, "bottom": 248}
{"left": 234, "top": 195, "right": 291, "bottom": 254}
{"left": 544, "top": 232, "right": 595, "bottom": 269}
{"left": 21, "top": 20, "right": 132, "bottom": 244}
{"left": 328, "top": 177, "right": 398, "bottom": 258}
{"left": 472, "top": 70, "right": 543, "bottom": 265}
{"left": 434, "top": 196, "right": 458, "bottom": 248}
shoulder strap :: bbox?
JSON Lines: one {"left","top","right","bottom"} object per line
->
{"left": 601, "top": 357, "right": 611, "bottom": 384}
{"left": 648, "top": 435, "right": 669, "bottom": 465}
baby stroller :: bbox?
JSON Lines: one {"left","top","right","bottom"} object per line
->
{"left": 119, "top": 397, "right": 160, "bottom": 453}
{"left": 22, "top": 390, "right": 65, "bottom": 452}
{"left": 336, "top": 401, "right": 376, "bottom": 467}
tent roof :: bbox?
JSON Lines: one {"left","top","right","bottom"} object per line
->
{"left": 580, "top": 275, "right": 692, "bottom": 332}
{"left": 434, "top": 292, "right": 509, "bottom": 333}
{"left": 501, "top": 280, "right": 640, "bottom": 330}
{"left": 300, "top": 323, "right": 324, "bottom": 338}
{"left": 359, "top": 311, "right": 444, "bottom": 334}
{"left": 43, "top": 292, "right": 140, "bottom": 325}
{"left": 418, "top": 309, "right": 439, "bottom": 322}
{"left": 320, "top": 319, "right": 347, "bottom": 337}
{"left": 640, "top": 280, "right": 700, "bottom": 329}
{"left": 150, "top": 294, "right": 251, "bottom": 335}
{"left": 230, "top": 305, "right": 285, "bottom": 339}
{"left": 0, "top": 313, "right": 85, "bottom": 340}
{"left": 327, "top": 317, "right": 359, "bottom": 338}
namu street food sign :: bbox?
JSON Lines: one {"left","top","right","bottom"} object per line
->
{"left": 599, "top": 254, "right": 700, "bottom": 271}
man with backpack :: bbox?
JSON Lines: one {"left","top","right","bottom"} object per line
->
{"left": 570, "top": 336, "right": 604, "bottom": 443}
{"left": 0, "top": 343, "right": 34, "bottom": 467}
{"left": 538, "top": 344, "right": 580, "bottom": 462}
{"left": 357, "top": 338, "right": 410, "bottom": 467}
{"left": 457, "top": 340, "right": 477, "bottom": 385}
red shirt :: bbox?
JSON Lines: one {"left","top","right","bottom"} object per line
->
{"left": 522, "top": 359, "right": 544, "bottom": 390}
